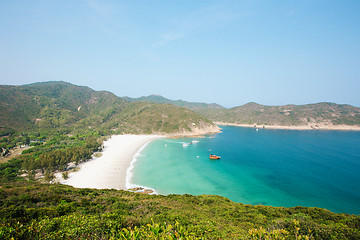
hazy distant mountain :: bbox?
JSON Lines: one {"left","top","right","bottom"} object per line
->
{"left": 123, "top": 95, "right": 225, "bottom": 110}
{"left": 0, "top": 81, "right": 218, "bottom": 135}
{"left": 196, "top": 102, "right": 360, "bottom": 128}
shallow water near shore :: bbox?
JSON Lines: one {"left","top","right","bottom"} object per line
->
{"left": 132, "top": 126, "right": 360, "bottom": 214}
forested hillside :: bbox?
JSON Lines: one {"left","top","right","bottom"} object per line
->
{"left": 0, "top": 81, "right": 218, "bottom": 134}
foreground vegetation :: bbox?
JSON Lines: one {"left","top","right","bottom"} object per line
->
{"left": 0, "top": 181, "right": 359, "bottom": 239}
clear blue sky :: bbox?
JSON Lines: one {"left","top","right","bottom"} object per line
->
{"left": 1, "top": 0, "right": 359, "bottom": 108}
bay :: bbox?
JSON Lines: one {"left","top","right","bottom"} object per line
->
{"left": 132, "top": 126, "right": 360, "bottom": 214}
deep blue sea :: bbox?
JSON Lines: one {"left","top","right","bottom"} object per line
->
{"left": 132, "top": 126, "right": 360, "bottom": 214}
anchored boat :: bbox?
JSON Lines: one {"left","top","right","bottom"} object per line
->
{"left": 209, "top": 154, "right": 221, "bottom": 160}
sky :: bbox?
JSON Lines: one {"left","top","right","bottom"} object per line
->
{"left": 1, "top": 0, "right": 359, "bottom": 108}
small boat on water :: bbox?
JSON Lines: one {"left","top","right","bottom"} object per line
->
{"left": 209, "top": 154, "right": 221, "bottom": 160}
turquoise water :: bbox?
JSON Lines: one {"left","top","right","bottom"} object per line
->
{"left": 132, "top": 126, "right": 360, "bottom": 214}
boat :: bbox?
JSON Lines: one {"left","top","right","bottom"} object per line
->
{"left": 209, "top": 154, "right": 221, "bottom": 160}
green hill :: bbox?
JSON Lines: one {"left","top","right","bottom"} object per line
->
{"left": 112, "top": 101, "right": 218, "bottom": 135}
{"left": 196, "top": 102, "right": 360, "bottom": 128}
{"left": 123, "top": 94, "right": 225, "bottom": 110}
{"left": 0, "top": 81, "right": 218, "bottom": 135}
{"left": 0, "top": 81, "right": 122, "bottom": 130}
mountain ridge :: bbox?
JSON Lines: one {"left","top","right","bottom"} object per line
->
{"left": 0, "top": 81, "right": 219, "bottom": 135}
{"left": 123, "top": 94, "right": 225, "bottom": 110}
{"left": 121, "top": 93, "right": 360, "bottom": 129}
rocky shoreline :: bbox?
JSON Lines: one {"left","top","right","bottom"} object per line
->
{"left": 128, "top": 187, "right": 155, "bottom": 194}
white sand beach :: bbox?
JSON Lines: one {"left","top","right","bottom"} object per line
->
{"left": 60, "top": 135, "right": 161, "bottom": 190}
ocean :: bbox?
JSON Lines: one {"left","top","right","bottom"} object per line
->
{"left": 131, "top": 126, "right": 360, "bottom": 214}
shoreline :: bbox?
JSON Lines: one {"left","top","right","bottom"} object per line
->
{"left": 59, "top": 135, "right": 162, "bottom": 190}
{"left": 58, "top": 126, "right": 220, "bottom": 192}
{"left": 215, "top": 122, "right": 360, "bottom": 131}
{"left": 125, "top": 139, "right": 158, "bottom": 192}
{"left": 57, "top": 126, "right": 220, "bottom": 192}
